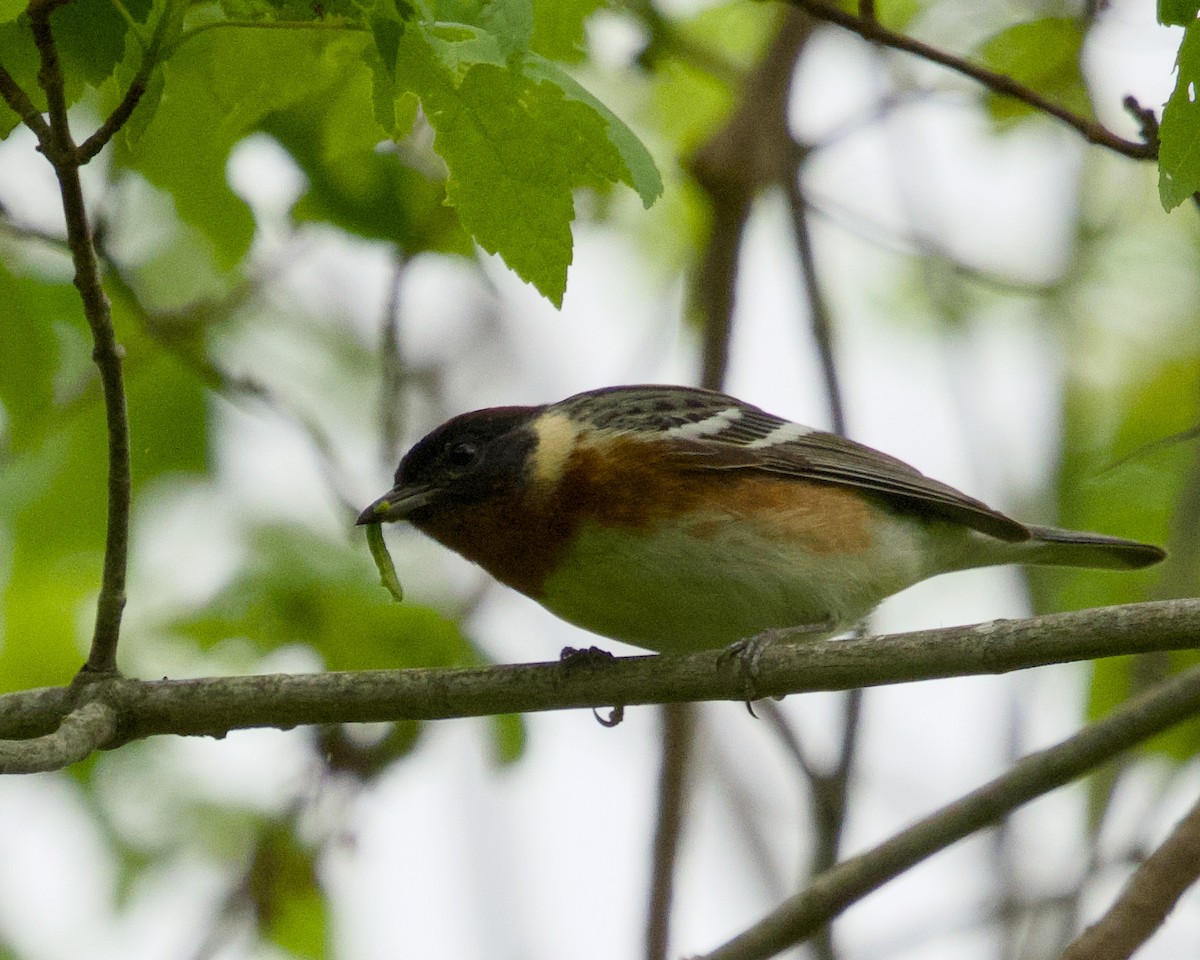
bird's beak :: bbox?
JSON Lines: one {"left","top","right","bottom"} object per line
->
{"left": 356, "top": 484, "right": 438, "bottom": 524}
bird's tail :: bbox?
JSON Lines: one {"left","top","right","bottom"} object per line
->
{"left": 1020, "top": 525, "right": 1166, "bottom": 570}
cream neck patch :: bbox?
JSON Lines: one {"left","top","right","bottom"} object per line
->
{"left": 530, "top": 410, "right": 583, "bottom": 493}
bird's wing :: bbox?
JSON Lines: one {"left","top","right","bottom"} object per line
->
{"left": 564, "top": 386, "right": 1028, "bottom": 542}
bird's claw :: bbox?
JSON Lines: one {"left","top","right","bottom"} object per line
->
{"left": 559, "top": 645, "right": 615, "bottom": 668}
{"left": 719, "top": 619, "right": 837, "bottom": 710}
{"left": 559, "top": 647, "right": 624, "bottom": 727}
{"left": 593, "top": 705, "right": 625, "bottom": 727}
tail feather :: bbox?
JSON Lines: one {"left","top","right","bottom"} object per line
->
{"left": 1022, "top": 525, "right": 1166, "bottom": 571}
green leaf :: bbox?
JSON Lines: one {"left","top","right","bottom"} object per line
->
{"left": 117, "top": 29, "right": 374, "bottom": 267}
{"left": 219, "top": 0, "right": 361, "bottom": 22}
{"left": 427, "top": 0, "right": 533, "bottom": 52}
{"left": 117, "top": 63, "right": 166, "bottom": 147}
{"left": 0, "top": 0, "right": 23, "bottom": 25}
{"left": 646, "top": 2, "right": 774, "bottom": 154}
{"left": 0, "top": 18, "right": 42, "bottom": 137}
{"left": 394, "top": 22, "right": 662, "bottom": 304}
{"left": 1159, "top": 0, "right": 1199, "bottom": 27}
{"left": 1160, "top": 21, "right": 1200, "bottom": 210}
{"left": 979, "top": 18, "right": 1090, "bottom": 122}
{"left": 0, "top": 0, "right": 151, "bottom": 137}
{"left": 370, "top": 0, "right": 404, "bottom": 72}
{"left": 526, "top": 55, "right": 663, "bottom": 208}
{"left": 0, "top": 535, "right": 97, "bottom": 691}
{"left": 257, "top": 66, "right": 467, "bottom": 253}
{"left": 290, "top": 146, "right": 467, "bottom": 250}
{"left": 362, "top": 41, "right": 420, "bottom": 138}
{"left": 530, "top": 0, "right": 601, "bottom": 61}
{"left": 1037, "top": 362, "right": 1185, "bottom": 620}
{"left": 111, "top": 0, "right": 188, "bottom": 148}
{"left": 873, "top": 0, "right": 920, "bottom": 31}
{"left": 479, "top": 0, "right": 533, "bottom": 55}
{"left": 51, "top": 0, "right": 147, "bottom": 88}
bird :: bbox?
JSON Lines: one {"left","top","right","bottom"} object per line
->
{"left": 357, "top": 384, "right": 1165, "bottom": 655}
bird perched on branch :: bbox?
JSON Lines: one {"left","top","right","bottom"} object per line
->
{"left": 358, "top": 385, "right": 1165, "bottom": 654}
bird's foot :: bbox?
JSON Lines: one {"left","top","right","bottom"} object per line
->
{"left": 720, "top": 618, "right": 836, "bottom": 709}
{"left": 559, "top": 645, "right": 615, "bottom": 668}
{"left": 559, "top": 646, "right": 624, "bottom": 727}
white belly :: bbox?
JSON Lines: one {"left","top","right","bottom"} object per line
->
{"left": 538, "top": 511, "right": 931, "bottom": 653}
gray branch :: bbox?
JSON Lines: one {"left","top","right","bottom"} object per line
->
{"left": 0, "top": 701, "right": 117, "bottom": 774}
{"left": 0, "top": 599, "right": 1197, "bottom": 772}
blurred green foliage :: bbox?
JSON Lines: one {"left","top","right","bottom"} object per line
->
{"left": 172, "top": 524, "right": 475, "bottom": 673}
{"left": 979, "top": 18, "right": 1090, "bottom": 123}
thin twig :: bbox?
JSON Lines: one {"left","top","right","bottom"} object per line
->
{"left": 0, "top": 62, "right": 51, "bottom": 140}
{"left": 697, "top": 661, "right": 1200, "bottom": 960}
{"left": 78, "top": 0, "right": 181, "bottom": 163}
{"left": 29, "top": 1, "right": 132, "bottom": 675}
{"left": 645, "top": 702, "right": 695, "bottom": 960}
{"left": 781, "top": 0, "right": 1156, "bottom": 160}
{"left": 1060, "top": 792, "right": 1200, "bottom": 960}
{"left": 782, "top": 171, "right": 846, "bottom": 438}
{"left": 782, "top": 153, "right": 861, "bottom": 960}
{"left": 28, "top": 0, "right": 73, "bottom": 160}
{"left": 689, "top": 10, "right": 815, "bottom": 388}
{"left": 0, "top": 701, "right": 116, "bottom": 773}
{"left": 77, "top": 72, "right": 149, "bottom": 163}
{"left": 759, "top": 699, "right": 853, "bottom": 959}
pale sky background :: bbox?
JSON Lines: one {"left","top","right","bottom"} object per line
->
{"left": 1, "top": 1, "right": 1198, "bottom": 959}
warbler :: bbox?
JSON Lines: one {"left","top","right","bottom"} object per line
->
{"left": 357, "top": 385, "right": 1165, "bottom": 654}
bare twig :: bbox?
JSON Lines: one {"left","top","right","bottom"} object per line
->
{"left": 0, "top": 701, "right": 116, "bottom": 773}
{"left": 0, "top": 62, "right": 51, "bottom": 140}
{"left": 1060, "top": 792, "right": 1200, "bottom": 960}
{"left": 77, "top": 72, "right": 149, "bottom": 163}
{"left": 645, "top": 702, "right": 695, "bottom": 960}
{"left": 782, "top": 168, "right": 846, "bottom": 434}
{"left": 27, "top": 0, "right": 132, "bottom": 675}
{"left": 697, "top": 661, "right": 1200, "bottom": 960}
{"left": 28, "top": 0, "right": 72, "bottom": 157}
{"left": 781, "top": 0, "right": 1156, "bottom": 160}
{"left": 689, "top": 10, "right": 815, "bottom": 387}
{"left": 1122, "top": 96, "right": 1160, "bottom": 153}
{"left": 78, "top": 0, "right": 181, "bottom": 164}
{"left": 780, "top": 165, "right": 858, "bottom": 960}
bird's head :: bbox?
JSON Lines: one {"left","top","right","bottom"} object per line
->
{"left": 357, "top": 406, "right": 540, "bottom": 526}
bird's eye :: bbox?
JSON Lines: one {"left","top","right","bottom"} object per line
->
{"left": 444, "top": 440, "right": 480, "bottom": 469}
